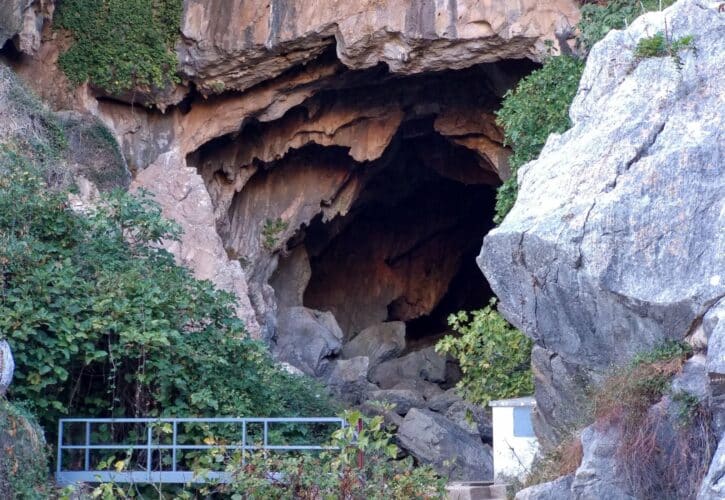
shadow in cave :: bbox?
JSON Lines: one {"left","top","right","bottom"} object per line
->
{"left": 294, "top": 122, "right": 498, "bottom": 348}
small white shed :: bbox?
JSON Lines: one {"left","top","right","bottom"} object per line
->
{"left": 489, "top": 396, "right": 539, "bottom": 482}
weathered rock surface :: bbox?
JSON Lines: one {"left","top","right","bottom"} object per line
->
{"left": 480, "top": 0, "right": 725, "bottom": 444}
{"left": 427, "top": 388, "right": 462, "bottom": 413}
{"left": 515, "top": 474, "right": 573, "bottom": 500}
{"left": 341, "top": 322, "right": 406, "bottom": 369}
{"left": 368, "top": 389, "right": 426, "bottom": 416}
{"left": 0, "top": 0, "right": 51, "bottom": 56}
{"left": 324, "top": 356, "right": 374, "bottom": 405}
{"left": 178, "top": 0, "right": 579, "bottom": 93}
{"left": 369, "top": 347, "right": 448, "bottom": 389}
{"left": 570, "top": 425, "right": 635, "bottom": 500}
{"left": 397, "top": 408, "right": 493, "bottom": 481}
{"left": 444, "top": 400, "right": 492, "bottom": 442}
{"left": 699, "top": 435, "right": 725, "bottom": 500}
{"left": 274, "top": 306, "right": 343, "bottom": 376}
{"left": 0, "top": 341, "right": 14, "bottom": 396}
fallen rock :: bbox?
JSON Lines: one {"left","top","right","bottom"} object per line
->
{"left": 370, "top": 347, "right": 448, "bottom": 389}
{"left": 427, "top": 388, "right": 462, "bottom": 412}
{"left": 341, "top": 321, "right": 406, "bottom": 370}
{"left": 392, "top": 379, "right": 444, "bottom": 400}
{"left": 325, "top": 356, "right": 375, "bottom": 405}
{"left": 368, "top": 389, "right": 426, "bottom": 416}
{"left": 274, "top": 306, "right": 343, "bottom": 376}
{"left": 444, "top": 400, "right": 493, "bottom": 443}
{"left": 397, "top": 408, "right": 493, "bottom": 481}
{"left": 515, "top": 474, "right": 573, "bottom": 500}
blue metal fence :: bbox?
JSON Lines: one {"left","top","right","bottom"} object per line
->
{"left": 56, "top": 417, "right": 346, "bottom": 485}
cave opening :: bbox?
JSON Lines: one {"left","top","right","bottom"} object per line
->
{"left": 189, "top": 58, "right": 532, "bottom": 358}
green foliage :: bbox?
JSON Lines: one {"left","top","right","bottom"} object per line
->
{"left": 436, "top": 299, "right": 533, "bottom": 407}
{"left": 634, "top": 32, "right": 694, "bottom": 67}
{"left": 578, "top": 0, "right": 676, "bottom": 53}
{"left": 494, "top": 56, "right": 584, "bottom": 223}
{"left": 155, "top": 411, "right": 445, "bottom": 499}
{"left": 0, "top": 149, "right": 336, "bottom": 439}
{"left": 631, "top": 339, "right": 692, "bottom": 365}
{"left": 0, "top": 399, "right": 51, "bottom": 499}
{"left": 261, "top": 217, "right": 289, "bottom": 250}
{"left": 55, "top": 0, "right": 182, "bottom": 95}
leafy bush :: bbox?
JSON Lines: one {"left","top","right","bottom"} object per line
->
{"left": 578, "top": 0, "right": 676, "bottom": 53}
{"left": 494, "top": 56, "right": 584, "bottom": 223}
{"left": 436, "top": 299, "right": 533, "bottom": 406}
{"left": 0, "top": 145, "right": 337, "bottom": 441}
{"left": 0, "top": 399, "right": 50, "bottom": 499}
{"left": 55, "top": 0, "right": 182, "bottom": 94}
{"left": 97, "top": 411, "right": 444, "bottom": 499}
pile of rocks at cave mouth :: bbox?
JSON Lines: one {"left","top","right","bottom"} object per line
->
{"left": 273, "top": 308, "right": 493, "bottom": 481}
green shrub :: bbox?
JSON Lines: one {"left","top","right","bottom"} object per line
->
{"left": 0, "top": 146, "right": 337, "bottom": 442}
{"left": 0, "top": 399, "right": 50, "bottom": 499}
{"left": 494, "top": 56, "right": 584, "bottom": 223}
{"left": 634, "top": 32, "right": 694, "bottom": 67}
{"left": 55, "top": 0, "right": 182, "bottom": 95}
{"left": 436, "top": 299, "right": 533, "bottom": 406}
{"left": 578, "top": 0, "right": 677, "bottom": 53}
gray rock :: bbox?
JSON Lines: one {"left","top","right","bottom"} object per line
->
{"left": 704, "top": 299, "right": 725, "bottom": 433}
{"left": 515, "top": 474, "right": 574, "bottom": 500}
{"left": 397, "top": 408, "right": 493, "bottom": 481}
{"left": 427, "top": 388, "right": 462, "bottom": 412}
{"left": 367, "top": 389, "right": 426, "bottom": 415}
{"left": 341, "top": 321, "right": 406, "bottom": 370}
{"left": 369, "top": 347, "right": 448, "bottom": 389}
{"left": 670, "top": 353, "right": 709, "bottom": 402}
{"left": 444, "top": 400, "right": 492, "bottom": 443}
{"left": 571, "top": 425, "right": 635, "bottom": 500}
{"left": 325, "top": 356, "right": 375, "bottom": 405}
{"left": 0, "top": 340, "right": 13, "bottom": 396}
{"left": 269, "top": 245, "right": 311, "bottom": 308}
{"left": 274, "top": 306, "right": 343, "bottom": 376}
{"left": 479, "top": 0, "right": 725, "bottom": 444}
{"left": 392, "top": 379, "right": 445, "bottom": 400}
{"left": 698, "top": 434, "right": 725, "bottom": 500}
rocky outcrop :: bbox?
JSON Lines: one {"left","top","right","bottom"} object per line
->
{"left": 515, "top": 474, "right": 574, "bottom": 500}
{"left": 480, "top": 0, "right": 725, "bottom": 445}
{"left": 341, "top": 322, "right": 406, "bottom": 369}
{"left": 0, "top": 0, "right": 52, "bottom": 56}
{"left": 397, "top": 408, "right": 493, "bottom": 481}
{"left": 274, "top": 306, "right": 343, "bottom": 376}
{"left": 178, "top": 0, "right": 580, "bottom": 94}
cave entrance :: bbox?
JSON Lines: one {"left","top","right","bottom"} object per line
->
{"left": 190, "top": 59, "right": 530, "bottom": 355}
{"left": 273, "top": 119, "right": 498, "bottom": 349}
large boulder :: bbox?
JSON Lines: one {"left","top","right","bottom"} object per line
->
{"left": 369, "top": 347, "right": 448, "bottom": 389}
{"left": 0, "top": 341, "right": 13, "bottom": 397}
{"left": 699, "top": 436, "right": 725, "bottom": 500}
{"left": 479, "top": 0, "right": 725, "bottom": 443}
{"left": 274, "top": 306, "right": 343, "bottom": 376}
{"left": 444, "top": 400, "right": 492, "bottom": 443}
{"left": 368, "top": 389, "right": 426, "bottom": 416}
{"left": 341, "top": 321, "right": 406, "bottom": 370}
{"left": 324, "top": 356, "right": 375, "bottom": 405}
{"left": 397, "top": 408, "right": 493, "bottom": 481}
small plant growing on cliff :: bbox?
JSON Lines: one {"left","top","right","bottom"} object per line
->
{"left": 635, "top": 31, "right": 694, "bottom": 67}
{"left": 436, "top": 299, "right": 533, "bottom": 406}
{"left": 261, "top": 217, "right": 289, "bottom": 250}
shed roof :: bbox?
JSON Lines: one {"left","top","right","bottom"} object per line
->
{"left": 488, "top": 396, "right": 535, "bottom": 408}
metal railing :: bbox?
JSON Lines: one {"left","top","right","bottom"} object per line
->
{"left": 56, "top": 417, "right": 346, "bottom": 485}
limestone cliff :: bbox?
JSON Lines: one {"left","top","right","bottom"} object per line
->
{"left": 479, "top": 1, "right": 724, "bottom": 497}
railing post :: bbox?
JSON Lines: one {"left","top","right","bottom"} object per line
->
{"left": 84, "top": 421, "right": 91, "bottom": 471}
{"left": 263, "top": 420, "right": 268, "bottom": 457}
{"left": 147, "top": 424, "right": 153, "bottom": 478}
{"left": 242, "top": 420, "right": 247, "bottom": 466}
{"left": 57, "top": 420, "right": 64, "bottom": 478}
{"left": 172, "top": 421, "right": 178, "bottom": 472}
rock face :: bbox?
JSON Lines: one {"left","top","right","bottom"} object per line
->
{"left": 397, "top": 408, "right": 493, "bottom": 481}
{"left": 178, "top": 0, "right": 580, "bottom": 94}
{"left": 0, "top": 0, "right": 51, "bottom": 56}
{"left": 341, "top": 322, "right": 406, "bottom": 369}
{"left": 0, "top": 341, "right": 14, "bottom": 396}
{"left": 274, "top": 306, "right": 343, "bottom": 376}
{"left": 515, "top": 474, "right": 573, "bottom": 500}
{"left": 479, "top": 0, "right": 725, "bottom": 444}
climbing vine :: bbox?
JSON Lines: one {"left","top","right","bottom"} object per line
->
{"left": 55, "top": 0, "right": 183, "bottom": 94}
